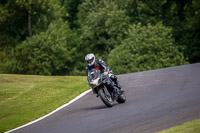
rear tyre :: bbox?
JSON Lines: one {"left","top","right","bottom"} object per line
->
{"left": 116, "top": 93, "right": 126, "bottom": 103}
{"left": 98, "top": 88, "right": 113, "bottom": 107}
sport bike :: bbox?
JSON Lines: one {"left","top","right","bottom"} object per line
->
{"left": 88, "top": 69, "right": 126, "bottom": 107}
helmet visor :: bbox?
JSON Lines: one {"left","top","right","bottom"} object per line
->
{"left": 87, "top": 57, "right": 94, "bottom": 64}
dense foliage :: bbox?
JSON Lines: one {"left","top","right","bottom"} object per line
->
{"left": 6, "top": 20, "right": 80, "bottom": 75}
{"left": 108, "top": 23, "right": 187, "bottom": 74}
{"left": 0, "top": 0, "right": 199, "bottom": 75}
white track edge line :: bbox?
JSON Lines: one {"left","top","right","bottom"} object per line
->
{"left": 6, "top": 89, "right": 92, "bottom": 133}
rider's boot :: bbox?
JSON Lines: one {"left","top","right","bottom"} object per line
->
{"left": 115, "top": 80, "right": 124, "bottom": 93}
{"left": 110, "top": 74, "right": 124, "bottom": 93}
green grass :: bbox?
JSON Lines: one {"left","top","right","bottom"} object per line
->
{"left": 0, "top": 74, "right": 88, "bottom": 133}
{"left": 158, "top": 119, "right": 200, "bottom": 133}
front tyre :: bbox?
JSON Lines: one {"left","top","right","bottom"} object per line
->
{"left": 98, "top": 88, "right": 113, "bottom": 107}
{"left": 116, "top": 93, "right": 126, "bottom": 103}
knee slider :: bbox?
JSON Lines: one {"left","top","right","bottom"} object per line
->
{"left": 110, "top": 75, "right": 117, "bottom": 80}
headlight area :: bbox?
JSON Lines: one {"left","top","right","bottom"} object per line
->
{"left": 89, "top": 78, "right": 100, "bottom": 87}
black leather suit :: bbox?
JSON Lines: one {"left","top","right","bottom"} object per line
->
{"left": 86, "top": 59, "right": 122, "bottom": 90}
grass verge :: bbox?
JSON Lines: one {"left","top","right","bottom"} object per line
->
{"left": 158, "top": 119, "right": 200, "bottom": 133}
{"left": 0, "top": 74, "right": 88, "bottom": 133}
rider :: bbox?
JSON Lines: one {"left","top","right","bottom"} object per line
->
{"left": 85, "top": 53, "right": 124, "bottom": 93}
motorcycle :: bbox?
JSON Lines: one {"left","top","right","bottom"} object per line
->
{"left": 88, "top": 69, "right": 126, "bottom": 107}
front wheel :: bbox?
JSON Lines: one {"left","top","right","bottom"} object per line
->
{"left": 98, "top": 88, "right": 113, "bottom": 107}
{"left": 116, "top": 93, "right": 126, "bottom": 103}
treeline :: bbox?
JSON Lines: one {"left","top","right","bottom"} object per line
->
{"left": 0, "top": 0, "right": 199, "bottom": 75}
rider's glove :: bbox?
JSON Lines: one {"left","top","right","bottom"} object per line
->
{"left": 103, "top": 71, "right": 108, "bottom": 76}
{"left": 108, "top": 73, "right": 112, "bottom": 77}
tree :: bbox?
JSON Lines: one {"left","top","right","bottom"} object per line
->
{"left": 77, "top": 0, "right": 130, "bottom": 60}
{"left": 126, "top": 0, "right": 166, "bottom": 25}
{"left": 6, "top": 20, "right": 80, "bottom": 75}
{"left": 0, "top": 0, "right": 64, "bottom": 73}
{"left": 108, "top": 23, "right": 188, "bottom": 74}
{"left": 126, "top": 0, "right": 200, "bottom": 63}
{"left": 178, "top": 0, "right": 200, "bottom": 63}
{"left": 59, "top": 0, "right": 82, "bottom": 28}
{"left": 0, "top": 0, "right": 63, "bottom": 47}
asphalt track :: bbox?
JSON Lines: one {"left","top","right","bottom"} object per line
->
{"left": 11, "top": 63, "right": 200, "bottom": 133}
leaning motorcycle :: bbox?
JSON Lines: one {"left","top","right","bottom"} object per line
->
{"left": 88, "top": 69, "right": 126, "bottom": 107}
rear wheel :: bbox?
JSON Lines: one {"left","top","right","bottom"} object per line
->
{"left": 116, "top": 93, "right": 126, "bottom": 103}
{"left": 98, "top": 88, "right": 113, "bottom": 107}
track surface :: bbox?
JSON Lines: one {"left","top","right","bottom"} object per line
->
{"left": 12, "top": 63, "right": 200, "bottom": 133}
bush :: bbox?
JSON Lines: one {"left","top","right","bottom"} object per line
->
{"left": 6, "top": 20, "right": 79, "bottom": 75}
{"left": 108, "top": 23, "right": 188, "bottom": 74}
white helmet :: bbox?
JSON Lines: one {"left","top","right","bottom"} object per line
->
{"left": 85, "top": 53, "right": 95, "bottom": 66}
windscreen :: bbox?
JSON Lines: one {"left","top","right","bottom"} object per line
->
{"left": 88, "top": 69, "right": 101, "bottom": 81}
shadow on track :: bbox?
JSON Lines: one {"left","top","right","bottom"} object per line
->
{"left": 84, "top": 105, "right": 107, "bottom": 110}
{"left": 84, "top": 103, "right": 120, "bottom": 110}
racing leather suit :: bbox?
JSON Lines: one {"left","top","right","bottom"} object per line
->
{"left": 86, "top": 59, "right": 123, "bottom": 92}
